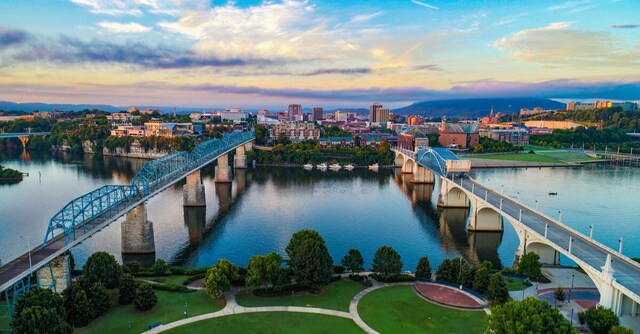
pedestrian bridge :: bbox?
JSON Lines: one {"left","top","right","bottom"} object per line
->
{"left": 0, "top": 131, "right": 254, "bottom": 324}
{"left": 393, "top": 146, "right": 640, "bottom": 326}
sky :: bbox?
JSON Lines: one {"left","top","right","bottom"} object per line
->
{"left": 0, "top": 0, "right": 639, "bottom": 109}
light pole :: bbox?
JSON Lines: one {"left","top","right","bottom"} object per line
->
{"left": 619, "top": 237, "right": 623, "bottom": 253}
{"left": 589, "top": 224, "right": 593, "bottom": 239}
{"left": 558, "top": 210, "right": 562, "bottom": 223}
{"left": 535, "top": 200, "right": 538, "bottom": 211}
{"left": 20, "top": 235, "right": 32, "bottom": 277}
{"left": 568, "top": 274, "right": 574, "bottom": 302}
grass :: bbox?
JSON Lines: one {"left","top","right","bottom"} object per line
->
{"left": 75, "top": 290, "right": 224, "bottom": 334}
{"left": 165, "top": 312, "right": 365, "bottom": 334}
{"left": 472, "top": 153, "right": 559, "bottom": 163}
{"left": 236, "top": 278, "right": 365, "bottom": 312}
{"left": 504, "top": 277, "right": 532, "bottom": 291}
{"left": 143, "top": 275, "right": 192, "bottom": 286}
{"left": 358, "top": 285, "right": 487, "bottom": 334}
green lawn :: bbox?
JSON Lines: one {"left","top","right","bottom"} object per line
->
{"left": 473, "top": 153, "right": 559, "bottom": 163}
{"left": 236, "top": 278, "right": 365, "bottom": 312}
{"left": 166, "top": 312, "right": 364, "bottom": 334}
{"left": 358, "top": 285, "right": 487, "bottom": 334}
{"left": 75, "top": 290, "right": 224, "bottom": 334}
{"left": 143, "top": 275, "right": 192, "bottom": 286}
{"left": 504, "top": 277, "right": 532, "bottom": 291}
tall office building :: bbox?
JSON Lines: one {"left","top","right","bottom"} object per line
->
{"left": 376, "top": 108, "right": 390, "bottom": 125}
{"left": 312, "top": 107, "right": 323, "bottom": 121}
{"left": 369, "top": 102, "right": 382, "bottom": 123}
{"left": 288, "top": 104, "right": 302, "bottom": 121}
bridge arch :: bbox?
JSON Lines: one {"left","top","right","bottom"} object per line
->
{"left": 438, "top": 182, "right": 469, "bottom": 208}
{"left": 402, "top": 157, "right": 415, "bottom": 174}
{"left": 394, "top": 152, "right": 405, "bottom": 167}
{"left": 468, "top": 206, "right": 503, "bottom": 232}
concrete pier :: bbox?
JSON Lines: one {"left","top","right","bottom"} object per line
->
{"left": 121, "top": 205, "right": 156, "bottom": 255}
{"left": 234, "top": 146, "right": 247, "bottom": 169}
{"left": 184, "top": 206, "right": 206, "bottom": 244}
{"left": 37, "top": 255, "right": 70, "bottom": 293}
{"left": 411, "top": 165, "right": 435, "bottom": 184}
{"left": 183, "top": 170, "right": 206, "bottom": 207}
{"left": 215, "top": 154, "right": 232, "bottom": 183}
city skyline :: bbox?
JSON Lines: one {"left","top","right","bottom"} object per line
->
{"left": 1, "top": 0, "right": 639, "bottom": 108}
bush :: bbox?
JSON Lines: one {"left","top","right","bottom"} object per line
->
{"left": 170, "top": 266, "right": 186, "bottom": 275}
{"left": 152, "top": 259, "right": 169, "bottom": 275}
{"left": 147, "top": 282, "right": 193, "bottom": 293}
{"left": 134, "top": 282, "right": 158, "bottom": 311}
{"left": 83, "top": 251, "right": 122, "bottom": 288}
{"left": 12, "top": 288, "right": 71, "bottom": 334}
{"left": 182, "top": 273, "right": 206, "bottom": 285}
{"left": 609, "top": 326, "right": 634, "bottom": 334}
{"left": 334, "top": 265, "right": 345, "bottom": 274}
{"left": 554, "top": 287, "right": 566, "bottom": 302}
{"left": 62, "top": 283, "right": 92, "bottom": 328}
{"left": 86, "top": 281, "right": 111, "bottom": 318}
{"left": 415, "top": 256, "right": 431, "bottom": 280}
{"left": 578, "top": 305, "right": 620, "bottom": 334}
{"left": 123, "top": 261, "right": 142, "bottom": 275}
{"left": 370, "top": 273, "right": 416, "bottom": 283}
{"left": 118, "top": 274, "right": 138, "bottom": 305}
{"left": 185, "top": 267, "right": 209, "bottom": 276}
{"left": 348, "top": 274, "right": 373, "bottom": 287}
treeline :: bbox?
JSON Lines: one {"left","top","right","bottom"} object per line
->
{"left": 0, "top": 165, "right": 22, "bottom": 180}
{"left": 531, "top": 127, "right": 640, "bottom": 153}
{"left": 246, "top": 139, "right": 393, "bottom": 165}
{"left": 471, "top": 137, "right": 524, "bottom": 154}
{"left": 533, "top": 107, "right": 640, "bottom": 132}
{"left": 103, "top": 136, "right": 196, "bottom": 154}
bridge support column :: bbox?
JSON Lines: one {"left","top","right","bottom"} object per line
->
{"left": 468, "top": 200, "right": 503, "bottom": 232}
{"left": 215, "top": 154, "right": 232, "bottom": 183}
{"left": 121, "top": 205, "right": 156, "bottom": 255}
{"left": 184, "top": 206, "right": 206, "bottom": 245}
{"left": 411, "top": 165, "right": 435, "bottom": 184}
{"left": 437, "top": 178, "right": 469, "bottom": 208}
{"left": 183, "top": 170, "right": 206, "bottom": 207}
{"left": 234, "top": 146, "right": 247, "bottom": 169}
{"left": 215, "top": 182, "right": 232, "bottom": 213}
{"left": 401, "top": 159, "right": 414, "bottom": 174}
{"left": 36, "top": 255, "right": 70, "bottom": 293}
{"left": 18, "top": 136, "right": 29, "bottom": 150}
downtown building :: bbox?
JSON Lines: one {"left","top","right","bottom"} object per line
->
{"left": 369, "top": 102, "right": 390, "bottom": 127}
{"left": 288, "top": 104, "right": 303, "bottom": 121}
{"left": 271, "top": 122, "right": 320, "bottom": 142}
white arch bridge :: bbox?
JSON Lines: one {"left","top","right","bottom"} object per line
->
{"left": 393, "top": 146, "right": 640, "bottom": 327}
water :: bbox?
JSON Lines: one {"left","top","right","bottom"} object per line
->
{"left": 1, "top": 149, "right": 639, "bottom": 272}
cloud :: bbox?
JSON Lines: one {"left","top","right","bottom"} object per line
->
{"left": 97, "top": 21, "right": 152, "bottom": 33}
{"left": 0, "top": 27, "right": 29, "bottom": 50}
{"left": 301, "top": 68, "right": 372, "bottom": 76}
{"left": 351, "top": 11, "right": 384, "bottom": 23}
{"left": 547, "top": 0, "right": 591, "bottom": 11}
{"left": 70, "top": 0, "right": 183, "bottom": 16}
{"left": 611, "top": 24, "right": 640, "bottom": 29}
{"left": 410, "top": 0, "right": 439, "bottom": 10}
{"left": 494, "top": 22, "right": 638, "bottom": 67}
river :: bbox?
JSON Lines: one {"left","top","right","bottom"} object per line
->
{"left": 1, "top": 149, "right": 638, "bottom": 271}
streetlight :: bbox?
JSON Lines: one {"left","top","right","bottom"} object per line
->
{"left": 535, "top": 200, "right": 538, "bottom": 211}
{"left": 619, "top": 237, "right": 623, "bottom": 253}
{"left": 20, "top": 235, "right": 32, "bottom": 277}
{"left": 568, "top": 274, "right": 574, "bottom": 302}
{"left": 558, "top": 210, "right": 562, "bottom": 223}
{"left": 589, "top": 224, "right": 593, "bottom": 239}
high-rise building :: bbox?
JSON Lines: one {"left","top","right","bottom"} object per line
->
{"left": 369, "top": 102, "right": 382, "bottom": 123}
{"left": 288, "top": 104, "right": 302, "bottom": 121}
{"left": 312, "top": 107, "right": 323, "bottom": 121}
{"left": 376, "top": 108, "right": 390, "bottom": 125}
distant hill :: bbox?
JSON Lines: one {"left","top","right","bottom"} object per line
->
{"left": 392, "top": 98, "right": 566, "bottom": 118}
{"left": 324, "top": 108, "right": 369, "bottom": 115}
{"left": 0, "top": 101, "right": 212, "bottom": 113}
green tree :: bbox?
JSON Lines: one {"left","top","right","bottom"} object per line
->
{"left": 554, "top": 287, "right": 566, "bottom": 303}
{"left": 518, "top": 252, "right": 542, "bottom": 280}
{"left": 134, "top": 282, "right": 158, "bottom": 311}
{"left": 152, "top": 259, "right": 169, "bottom": 275}
{"left": 246, "top": 253, "right": 286, "bottom": 289}
{"left": 122, "top": 261, "right": 141, "bottom": 275}
{"left": 254, "top": 124, "right": 268, "bottom": 145}
{"left": 578, "top": 305, "right": 620, "bottom": 334}
{"left": 472, "top": 265, "right": 491, "bottom": 294}
{"left": 609, "top": 326, "right": 634, "bottom": 334}
{"left": 488, "top": 297, "right": 575, "bottom": 334}
{"left": 285, "top": 229, "right": 334, "bottom": 288}
{"left": 83, "top": 251, "right": 123, "bottom": 288}
{"left": 341, "top": 249, "right": 365, "bottom": 274}
{"left": 487, "top": 273, "right": 510, "bottom": 303}
{"left": 86, "top": 281, "right": 111, "bottom": 318}
{"left": 11, "top": 288, "right": 72, "bottom": 334}
{"left": 435, "top": 257, "right": 474, "bottom": 287}
{"left": 215, "top": 259, "right": 239, "bottom": 282}
{"left": 415, "top": 256, "right": 432, "bottom": 280}
{"left": 205, "top": 266, "right": 232, "bottom": 299}
{"left": 372, "top": 245, "right": 403, "bottom": 281}
{"left": 118, "top": 273, "right": 138, "bottom": 305}
{"left": 62, "top": 283, "right": 92, "bottom": 328}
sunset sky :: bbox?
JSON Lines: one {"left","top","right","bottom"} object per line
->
{"left": 0, "top": 0, "right": 639, "bottom": 109}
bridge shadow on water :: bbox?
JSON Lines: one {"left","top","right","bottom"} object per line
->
{"left": 392, "top": 169, "right": 504, "bottom": 269}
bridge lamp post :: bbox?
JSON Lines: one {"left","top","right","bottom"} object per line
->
{"left": 568, "top": 274, "right": 575, "bottom": 302}
{"left": 619, "top": 237, "right": 623, "bottom": 253}
{"left": 519, "top": 209, "right": 522, "bottom": 223}
{"left": 20, "top": 235, "right": 32, "bottom": 277}
{"left": 589, "top": 224, "right": 593, "bottom": 239}
{"left": 544, "top": 224, "right": 548, "bottom": 238}
{"left": 535, "top": 200, "right": 538, "bottom": 210}
{"left": 558, "top": 210, "right": 562, "bottom": 223}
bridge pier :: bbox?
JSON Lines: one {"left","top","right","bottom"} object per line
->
{"left": 183, "top": 170, "right": 206, "bottom": 207}
{"left": 468, "top": 199, "right": 503, "bottom": 232}
{"left": 437, "top": 178, "right": 469, "bottom": 208}
{"left": 36, "top": 255, "right": 70, "bottom": 293}
{"left": 215, "top": 154, "right": 232, "bottom": 183}
{"left": 394, "top": 152, "right": 404, "bottom": 168}
{"left": 215, "top": 182, "right": 233, "bottom": 213}
{"left": 184, "top": 206, "right": 206, "bottom": 245}
{"left": 18, "top": 136, "right": 28, "bottom": 150}
{"left": 234, "top": 146, "right": 247, "bottom": 169}
{"left": 411, "top": 165, "right": 435, "bottom": 184}
{"left": 121, "top": 205, "right": 156, "bottom": 256}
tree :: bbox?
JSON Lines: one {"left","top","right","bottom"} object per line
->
{"left": 11, "top": 288, "right": 72, "bottom": 334}
{"left": 83, "top": 251, "right": 123, "bottom": 288}
{"left": 285, "top": 229, "right": 334, "bottom": 288}
{"left": 246, "top": 253, "right": 285, "bottom": 289}
{"left": 205, "top": 266, "right": 232, "bottom": 299}
{"left": 578, "top": 306, "right": 620, "bottom": 334}
{"left": 488, "top": 297, "right": 574, "bottom": 334}
{"left": 122, "top": 261, "right": 141, "bottom": 275}
{"left": 215, "top": 259, "right": 239, "bottom": 282}
{"left": 554, "top": 287, "right": 566, "bottom": 303}
{"left": 472, "top": 265, "right": 491, "bottom": 294}
{"left": 341, "top": 249, "right": 365, "bottom": 274}
{"left": 119, "top": 273, "right": 138, "bottom": 305}
{"left": 62, "top": 283, "right": 92, "bottom": 328}
{"left": 134, "top": 282, "right": 158, "bottom": 311}
{"left": 152, "top": 259, "right": 168, "bottom": 275}
{"left": 86, "top": 281, "right": 111, "bottom": 318}
{"left": 518, "top": 252, "right": 542, "bottom": 280}
{"left": 435, "top": 257, "right": 474, "bottom": 287}
{"left": 415, "top": 256, "right": 432, "bottom": 280}
{"left": 372, "top": 245, "right": 403, "bottom": 281}
{"left": 487, "top": 273, "right": 509, "bottom": 304}
{"left": 609, "top": 326, "right": 634, "bottom": 334}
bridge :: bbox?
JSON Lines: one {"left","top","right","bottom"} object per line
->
{"left": 393, "top": 145, "right": 640, "bottom": 328}
{"left": 0, "top": 132, "right": 51, "bottom": 149}
{"left": 0, "top": 131, "right": 254, "bottom": 326}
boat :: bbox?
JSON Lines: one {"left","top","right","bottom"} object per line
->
{"left": 344, "top": 164, "right": 354, "bottom": 170}
{"left": 316, "top": 163, "right": 328, "bottom": 169}
{"left": 303, "top": 163, "right": 313, "bottom": 169}
{"left": 548, "top": 191, "right": 558, "bottom": 196}
{"left": 368, "top": 163, "right": 379, "bottom": 171}
{"left": 329, "top": 163, "right": 342, "bottom": 170}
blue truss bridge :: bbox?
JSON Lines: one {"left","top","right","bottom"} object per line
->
{"left": 0, "top": 131, "right": 254, "bottom": 324}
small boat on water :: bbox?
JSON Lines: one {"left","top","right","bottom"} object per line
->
{"left": 329, "top": 163, "right": 342, "bottom": 170}
{"left": 344, "top": 164, "right": 354, "bottom": 170}
{"left": 548, "top": 191, "right": 558, "bottom": 196}
{"left": 368, "top": 163, "right": 379, "bottom": 171}
{"left": 303, "top": 163, "right": 313, "bottom": 169}
{"left": 316, "top": 163, "right": 328, "bottom": 169}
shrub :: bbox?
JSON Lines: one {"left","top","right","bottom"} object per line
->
{"left": 62, "top": 283, "right": 92, "bottom": 328}
{"left": 147, "top": 282, "right": 193, "bottom": 293}
{"left": 415, "top": 256, "right": 431, "bottom": 280}
{"left": 554, "top": 287, "right": 566, "bottom": 302}
{"left": 578, "top": 305, "right": 620, "bottom": 334}
{"left": 86, "top": 281, "right": 111, "bottom": 318}
{"left": 123, "top": 261, "right": 142, "bottom": 275}
{"left": 334, "top": 265, "right": 345, "bottom": 274}
{"left": 170, "top": 266, "right": 186, "bottom": 275}
{"left": 134, "top": 282, "right": 158, "bottom": 311}
{"left": 12, "top": 288, "right": 71, "bottom": 334}
{"left": 118, "top": 274, "right": 138, "bottom": 305}
{"left": 609, "top": 326, "right": 634, "bottom": 334}
{"left": 152, "top": 259, "right": 169, "bottom": 275}
{"left": 185, "top": 267, "right": 209, "bottom": 276}
{"left": 83, "top": 251, "right": 122, "bottom": 288}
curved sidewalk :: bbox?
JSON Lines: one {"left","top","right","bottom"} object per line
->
{"left": 349, "top": 282, "right": 414, "bottom": 334}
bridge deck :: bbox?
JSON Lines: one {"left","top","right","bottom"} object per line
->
{"left": 456, "top": 177, "right": 640, "bottom": 299}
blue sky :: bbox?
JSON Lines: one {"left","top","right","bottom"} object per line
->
{"left": 0, "top": 0, "right": 638, "bottom": 108}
